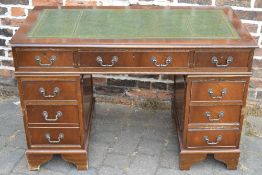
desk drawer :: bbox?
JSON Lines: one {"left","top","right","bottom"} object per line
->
{"left": 133, "top": 51, "right": 189, "bottom": 67}
{"left": 20, "top": 77, "right": 79, "bottom": 101}
{"left": 26, "top": 104, "right": 79, "bottom": 124}
{"left": 78, "top": 50, "right": 190, "bottom": 68}
{"left": 189, "top": 105, "right": 241, "bottom": 124}
{"left": 191, "top": 81, "right": 246, "bottom": 102}
{"left": 28, "top": 127, "right": 81, "bottom": 147}
{"left": 194, "top": 50, "right": 250, "bottom": 68}
{"left": 79, "top": 51, "right": 133, "bottom": 67}
{"left": 187, "top": 130, "right": 239, "bottom": 148}
{"left": 15, "top": 50, "right": 74, "bottom": 68}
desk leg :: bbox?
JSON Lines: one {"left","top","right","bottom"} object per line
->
{"left": 26, "top": 153, "right": 53, "bottom": 171}
{"left": 62, "top": 153, "right": 88, "bottom": 170}
{"left": 179, "top": 152, "right": 207, "bottom": 170}
{"left": 26, "top": 151, "right": 88, "bottom": 171}
{"left": 214, "top": 152, "right": 240, "bottom": 170}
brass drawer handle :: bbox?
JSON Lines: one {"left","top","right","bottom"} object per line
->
{"left": 42, "top": 111, "right": 62, "bottom": 122}
{"left": 211, "top": 56, "right": 233, "bottom": 67}
{"left": 39, "top": 87, "right": 60, "bottom": 98}
{"left": 208, "top": 88, "right": 227, "bottom": 99}
{"left": 45, "top": 133, "right": 64, "bottom": 144}
{"left": 204, "top": 111, "right": 224, "bottom": 122}
{"left": 96, "top": 56, "right": 118, "bottom": 67}
{"left": 35, "top": 55, "right": 56, "bottom": 67}
{"left": 203, "top": 135, "right": 222, "bottom": 145}
{"left": 151, "top": 56, "right": 172, "bottom": 67}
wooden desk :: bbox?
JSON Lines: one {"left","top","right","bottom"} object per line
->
{"left": 10, "top": 6, "right": 257, "bottom": 171}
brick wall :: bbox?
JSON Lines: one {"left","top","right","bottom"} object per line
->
{"left": 0, "top": 0, "right": 262, "bottom": 105}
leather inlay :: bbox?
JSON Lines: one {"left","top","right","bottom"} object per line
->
{"left": 28, "top": 9, "right": 240, "bottom": 39}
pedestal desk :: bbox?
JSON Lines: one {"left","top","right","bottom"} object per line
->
{"left": 10, "top": 6, "right": 257, "bottom": 171}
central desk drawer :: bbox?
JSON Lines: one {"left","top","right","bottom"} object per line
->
{"left": 133, "top": 51, "right": 190, "bottom": 67}
{"left": 28, "top": 127, "right": 81, "bottom": 147}
{"left": 26, "top": 104, "right": 79, "bottom": 124}
{"left": 20, "top": 77, "right": 79, "bottom": 101}
{"left": 78, "top": 50, "right": 190, "bottom": 68}
{"left": 79, "top": 51, "right": 133, "bottom": 67}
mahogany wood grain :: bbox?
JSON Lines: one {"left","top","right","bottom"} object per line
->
{"left": 194, "top": 50, "right": 251, "bottom": 68}
{"left": 174, "top": 75, "right": 250, "bottom": 170}
{"left": 179, "top": 152, "right": 240, "bottom": 170}
{"left": 11, "top": 6, "right": 257, "bottom": 172}
{"left": 15, "top": 49, "right": 74, "bottom": 69}
{"left": 62, "top": 152, "right": 88, "bottom": 170}
{"left": 13, "top": 48, "right": 253, "bottom": 74}
{"left": 26, "top": 104, "right": 79, "bottom": 124}
{"left": 82, "top": 75, "right": 93, "bottom": 132}
{"left": 132, "top": 51, "right": 190, "bottom": 67}
{"left": 173, "top": 75, "right": 186, "bottom": 132}
{"left": 26, "top": 153, "right": 53, "bottom": 171}
{"left": 188, "top": 105, "right": 242, "bottom": 124}
{"left": 214, "top": 152, "right": 240, "bottom": 170}
{"left": 28, "top": 127, "right": 81, "bottom": 148}
{"left": 79, "top": 51, "right": 133, "bottom": 67}
{"left": 186, "top": 130, "right": 239, "bottom": 148}
{"left": 16, "top": 74, "right": 92, "bottom": 170}
{"left": 179, "top": 153, "right": 207, "bottom": 170}
{"left": 26, "top": 151, "right": 89, "bottom": 171}
{"left": 21, "top": 78, "right": 79, "bottom": 101}
{"left": 190, "top": 80, "right": 247, "bottom": 102}
{"left": 78, "top": 50, "right": 190, "bottom": 68}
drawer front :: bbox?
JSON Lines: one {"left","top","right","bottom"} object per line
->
{"left": 28, "top": 127, "right": 81, "bottom": 147}
{"left": 187, "top": 130, "right": 239, "bottom": 148}
{"left": 191, "top": 81, "right": 246, "bottom": 101}
{"left": 21, "top": 80, "right": 78, "bottom": 101}
{"left": 15, "top": 50, "right": 74, "bottom": 68}
{"left": 26, "top": 105, "right": 79, "bottom": 124}
{"left": 194, "top": 50, "right": 250, "bottom": 68}
{"left": 189, "top": 105, "right": 242, "bottom": 124}
{"left": 78, "top": 51, "right": 190, "bottom": 68}
{"left": 134, "top": 51, "right": 190, "bottom": 67}
{"left": 79, "top": 51, "right": 133, "bottom": 67}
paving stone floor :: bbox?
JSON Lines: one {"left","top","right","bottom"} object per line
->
{"left": 0, "top": 97, "right": 261, "bottom": 175}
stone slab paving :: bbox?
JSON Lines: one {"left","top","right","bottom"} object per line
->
{"left": 0, "top": 97, "right": 261, "bottom": 175}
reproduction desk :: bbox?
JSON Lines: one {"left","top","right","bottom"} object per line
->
{"left": 10, "top": 6, "right": 257, "bottom": 171}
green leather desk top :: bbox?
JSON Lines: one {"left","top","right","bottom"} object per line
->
{"left": 27, "top": 9, "right": 240, "bottom": 40}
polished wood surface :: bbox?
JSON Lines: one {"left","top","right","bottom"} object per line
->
{"left": 78, "top": 50, "right": 190, "bottom": 68}
{"left": 194, "top": 50, "right": 251, "bottom": 68}
{"left": 190, "top": 79, "right": 247, "bottom": 102}
{"left": 179, "top": 152, "right": 240, "bottom": 170}
{"left": 179, "top": 153, "right": 207, "bottom": 170}
{"left": 28, "top": 127, "right": 81, "bottom": 148}
{"left": 26, "top": 153, "right": 53, "bottom": 171}
{"left": 214, "top": 152, "right": 240, "bottom": 170}
{"left": 174, "top": 75, "right": 250, "bottom": 169}
{"left": 21, "top": 77, "right": 79, "bottom": 101}
{"left": 16, "top": 75, "right": 93, "bottom": 170}
{"left": 15, "top": 49, "right": 74, "bottom": 68}
{"left": 62, "top": 153, "right": 88, "bottom": 170}
{"left": 26, "top": 104, "right": 79, "bottom": 124}
{"left": 12, "top": 47, "right": 254, "bottom": 74}
{"left": 11, "top": 6, "right": 257, "bottom": 171}
{"left": 189, "top": 105, "right": 242, "bottom": 124}
{"left": 187, "top": 130, "right": 239, "bottom": 148}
